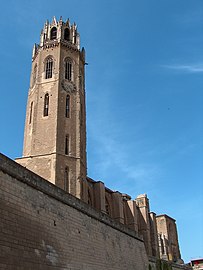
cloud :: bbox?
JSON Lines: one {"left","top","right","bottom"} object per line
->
{"left": 88, "top": 128, "right": 161, "bottom": 193}
{"left": 162, "top": 63, "right": 203, "bottom": 73}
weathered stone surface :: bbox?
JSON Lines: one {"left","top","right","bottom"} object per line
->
{"left": 0, "top": 153, "right": 148, "bottom": 269}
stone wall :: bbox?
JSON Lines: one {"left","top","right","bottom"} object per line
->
{"left": 149, "top": 257, "right": 192, "bottom": 270}
{"left": 0, "top": 153, "right": 148, "bottom": 270}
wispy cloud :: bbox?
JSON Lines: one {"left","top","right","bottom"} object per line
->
{"left": 162, "top": 63, "right": 203, "bottom": 73}
{"left": 88, "top": 126, "right": 161, "bottom": 194}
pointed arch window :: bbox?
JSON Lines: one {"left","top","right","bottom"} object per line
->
{"left": 65, "top": 58, "right": 72, "bottom": 81}
{"left": 50, "top": 27, "right": 57, "bottom": 40}
{"left": 66, "top": 95, "right": 70, "bottom": 118}
{"left": 65, "top": 134, "right": 69, "bottom": 155}
{"left": 44, "top": 93, "right": 49, "bottom": 117}
{"left": 29, "top": 102, "right": 33, "bottom": 124}
{"left": 45, "top": 57, "right": 53, "bottom": 79}
{"left": 64, "top": 28, "right": 70, "bottom": 41}
{"left": 64, "top": 166, "right": 69, "bottom": 192}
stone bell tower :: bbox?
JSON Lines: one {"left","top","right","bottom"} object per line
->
{"left": 16, "top": 16, "right": 87, "bottom": 199}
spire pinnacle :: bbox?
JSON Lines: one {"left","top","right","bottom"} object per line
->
{"left": 52, "top": 16, "right": 57, "bottom": 25}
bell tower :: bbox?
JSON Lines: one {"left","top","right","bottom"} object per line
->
{"left": 16, "top": 16, "right": 87, "bottom": 199}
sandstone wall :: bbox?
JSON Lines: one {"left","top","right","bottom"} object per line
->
{"left": 0, "top": 153, "right": 148, "bottom": 270}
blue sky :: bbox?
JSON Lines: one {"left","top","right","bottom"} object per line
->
{"left": 0, "top": 0, "right": 202, "bottom": 263}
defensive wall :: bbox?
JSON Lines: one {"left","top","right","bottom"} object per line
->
{"left": 0, "top": 153, "right": 148, "bottom": 269}
{"left": 0, "top": 153, "right": 191, "bottom": 270}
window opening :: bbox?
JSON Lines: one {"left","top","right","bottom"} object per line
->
{"left": 64, "top": 28, "right": 70, "bottom": 41}
{"left": 65, "top": 135, "right": 69, "bottom": 155}
{"left": 65, "top": 59, "right": 72, "bottom": 81}
{"left": 50, "top": 27, "right": 57, "bottom": 40}
{"left": 45, "top": 57, "right": 53, "bottom": 79}
{"left": 66, "top": 95, "right": 70, "bottom": 118}
{"left": 44, "top": 93, "right": 49, "bottom": 117}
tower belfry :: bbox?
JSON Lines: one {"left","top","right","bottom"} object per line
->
{"left": 16, "top": 17, "right": 87, "bottom": 199}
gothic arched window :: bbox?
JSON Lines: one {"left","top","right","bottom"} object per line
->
{"left": 43, "top": 93, "right": 49, "bottom": 117}
{"left": 65, "top": 134, "right": 69, "bottom": 155}
{"left": 45, "top": 57, "right": 53, "bottom": 79}
{"left": 66, "top": 95, "right": 70, "bottom": 118}
{"left": 64, "top": 28, "right": 70, "bottom": 41}
{"left": 29, "top": 102, "right": 33, "bottom": 124}
{"left": 65, "top": 58, "right": 72, "bottom": 81}
{"left": 64, "top": 166, "right": 69, "bottom": 192}
{"left": 50, "top": 27, "right": 57, "bottom": 40}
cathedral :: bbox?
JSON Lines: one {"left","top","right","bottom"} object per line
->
{"left": 0, "top": 16, "right": 189, "bottom": 269}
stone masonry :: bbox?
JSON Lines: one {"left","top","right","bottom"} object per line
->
{"left": 11, "top": 16, "right": 186, "bottom": 267}
{"left": 0, "top": 153, "right": 148, "bottom": 269}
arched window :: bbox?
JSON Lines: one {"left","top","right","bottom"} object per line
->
{"left": 64, "top": 167, "right": 69, "bottom": 192}
{"left": 64, "top": 28, "right": 70, "bottom": 41}
{"left": 45, "top": 57, "right": 53, "bottom": 79}
{"left": 65, "top": 58, "right": 72, "bottom": 81}
{"left": 29, "top": 102, "right": 33, "bottom": 124}
{"left": 43, "top": 93, "right": 49, "bottom": 117}
{"left": 50, "top": 27, "right": 57, "bottom": 40}
{"left": 32, "top": 64, "right": 37, "bottom": 86}
{"left": 65, "top": 95, "right": 70, "bottom": 118}
{"left": 65, "top": 134, "right": 69, "bottom": 155}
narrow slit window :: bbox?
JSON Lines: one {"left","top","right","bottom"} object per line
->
{"left": 65, "top": 135, "right": 69, "bottom": 155}
{"left": 45, "top": 58, "right": 53, "bottom": 79}
{"left": 64, "top": 167, "right": 69, "bottom": 192}
{"left": 66, "top": 95, "right": 70, "bottom": 118}
{"left": 29, "top": 102, "right": 33, "bottom": 124}
{"left": 65, "top": 59, "right": 72, "bottom": 81}
{"left": 50, "top": 27, "right": 57, "bottom": 40}
{"left": 44, "top": 93, "right": 49, "bottom": 117}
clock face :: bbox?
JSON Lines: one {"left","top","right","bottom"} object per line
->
{"left": 61, "top": 79, "right": 76, "bottom": 93}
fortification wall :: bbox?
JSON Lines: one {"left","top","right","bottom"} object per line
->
{"left": 0, "top": 153, "right": 148, "bottom": 270}
{"left": 149, "top": 257, "right": 191, "bottom": 270}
